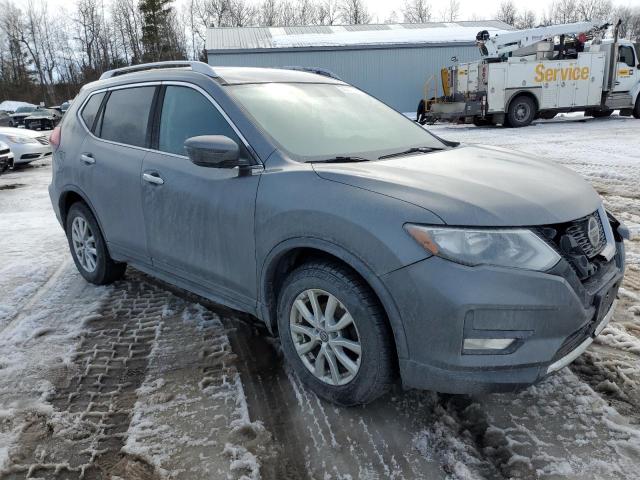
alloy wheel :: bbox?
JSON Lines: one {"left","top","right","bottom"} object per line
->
{"left": 71, "top": 216, "right": 98, "bottom": 273}
{"left": 289, "top": 289, "right": 361, "bottom": 386}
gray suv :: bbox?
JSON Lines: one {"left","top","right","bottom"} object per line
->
{"left": 49, "top": 61, "right": 627, "bottom": 406}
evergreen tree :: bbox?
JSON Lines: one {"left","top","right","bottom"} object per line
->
{"left": 139, "top": 0, "right": 184, "bottom": 62}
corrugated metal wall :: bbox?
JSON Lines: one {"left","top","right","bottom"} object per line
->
{"left": 207, "top": 45, "right": 481, "bottom": 112}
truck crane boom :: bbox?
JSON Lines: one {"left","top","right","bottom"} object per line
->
{"left": 476, "top": 21, "right": 597, "bottom": 58}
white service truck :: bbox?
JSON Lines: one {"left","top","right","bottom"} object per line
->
{"left": 419, "top": 21, "right": 640, "bottom": 127}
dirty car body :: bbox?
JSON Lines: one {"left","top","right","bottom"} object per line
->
{"left": 48, "top": 63, "right": 626, "bottom": 405}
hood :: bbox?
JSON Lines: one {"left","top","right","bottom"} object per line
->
{"left": 312, "top": 145, "right": 601, "bottom": 226}
{"left": 0, "top": 127, "right": 45, "bottom": 138}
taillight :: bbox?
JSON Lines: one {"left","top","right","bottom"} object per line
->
{"left": 50, "top": 126, "right": 61, "bottom": 150}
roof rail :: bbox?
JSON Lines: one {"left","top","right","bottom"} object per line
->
{"left": 283, "top": 66, "right": 342, "bottom": 81}
{"left": 100, "top": 61, "right": 218, "bottom": 80}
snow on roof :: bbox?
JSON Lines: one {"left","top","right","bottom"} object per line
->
{"left": 206, "top": 21, "right": 512, "bottom": 52}
{"left": 0, "top": 100, "right": 35, "bottom": 112}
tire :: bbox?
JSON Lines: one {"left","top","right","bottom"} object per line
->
{"left": 538, "top": 111, "right": 557, "bottom": 120}
{"left": 65, "top": 202, "right": 126, "bottom": 285}
{"left": 506, "top": 95, "right": 536, "bottom": 127}
{"left": 472, "top": 117, "right": 492, "bottom": 127}
{"left": 277, "top": 260, "right": 394, "bottom": 406}
{"left": 590, "top": 109, "right": 613, "bottom": 118}
{"left": 633, "top": 97, "right": 640, "bottom": 119}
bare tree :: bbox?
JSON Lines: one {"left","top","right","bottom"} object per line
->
{"left": 496, "top": 0, "right": 518, "bottom": 26}
{"left": 402, "top": 0, "right": 431, "bottom": 23}
{"left": 339, "top": 0, "right": 370, "bottom": 25}
{"left": 577, "top": 0, "right": 612, "bottom": 22}
{"left": 516, "top": 10, "right": 537, "bottom": 29}
{"left": 316, "top": 0, "right": 339, "bottom": 25}
{"left": 441, "top": 0, "right": 459, "bottom": 22}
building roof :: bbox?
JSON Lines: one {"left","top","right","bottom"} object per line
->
{"left": 206, "top": 21, "right": 512, "bottom": 52}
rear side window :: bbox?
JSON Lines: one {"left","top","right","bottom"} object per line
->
{"left": 158, "top": 86, "right": 240, "bottom": 156}
{"left": 99, "top": 86, "right": 155, "bottom": 148}
{"left": 81, "top": 92, "right": 105, "bottom": 132}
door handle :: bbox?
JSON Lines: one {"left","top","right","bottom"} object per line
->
{"left": 143, "top": 172, "right": 164, "bottom": 185}
{"left": 80, "top": 153, "right": 95, "bottom": 165}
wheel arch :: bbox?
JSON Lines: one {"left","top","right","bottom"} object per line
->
{"left": 58, "top": 186, "right": 107, "bottom": 239}
{"left": 505, "top": 90, "right": 540, "bottom": 115}
{"left": 258, "top": 237, "right": 409, "bottom": 361}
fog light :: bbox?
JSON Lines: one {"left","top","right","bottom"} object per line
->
{"left": 463, "top": 338, "right": 515, "bottom": 350}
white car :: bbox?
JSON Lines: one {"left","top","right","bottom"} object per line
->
{"left": 0, "top": 127, "right": 52, "bottom": 165}
{"left": 0, "top": 140, "right": 13, "bottom": 173}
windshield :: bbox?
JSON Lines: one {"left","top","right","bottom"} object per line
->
{"left": 229, "top": 83, "right": 443, "bottom": 161}
{"left": 15, "top": 106, "right": 35, "bottom": 113}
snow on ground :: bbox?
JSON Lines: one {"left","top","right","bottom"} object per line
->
{"left": 0, "top": 162, "right": 260, "bottom": 479}
{"left": 0, "top": 114, "right": 639, "bottom": 480}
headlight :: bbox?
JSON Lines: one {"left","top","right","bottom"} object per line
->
{"left": 5, "top": 135, "right": 38, "bottom": 144}
{"left": 404, "top": 224, "right": 561, "bottom": 271}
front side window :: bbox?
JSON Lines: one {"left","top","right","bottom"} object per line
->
{"left": 619, "top": 46, "right": 636, "bottom": 67}
{"left": 228, "top": 83, "right": 444, "bottom": 161}
{"left": 158, "top": 86, "right": 240, "bottom": 156}
{"left": 99, "top": 86, "right": 155, "bottom": 148}
{"left": 81, "top": 92, "right": 105, "bottom": 132}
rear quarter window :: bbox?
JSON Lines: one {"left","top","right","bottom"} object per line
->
{"left": 98, "top": 86, "right": 156, "bottom": 148}
{"left": 80, "top": 92, "right": 105, "bottom": 131}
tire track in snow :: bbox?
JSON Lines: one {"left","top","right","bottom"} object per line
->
{"left": 2, "top": 273, "right": 164, "bottom": 480}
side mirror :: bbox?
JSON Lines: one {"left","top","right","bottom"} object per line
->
{"left": 184, "top": 135, "right": 245, "bottom": 169}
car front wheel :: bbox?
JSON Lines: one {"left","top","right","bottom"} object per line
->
{"left": 66, "top": 202, "right": 126, "bottom": 285}
{"left": 278, "top": 260, "right": 394, "bottom": 406}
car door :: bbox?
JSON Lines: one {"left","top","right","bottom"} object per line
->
{"left": 140, "top": 83, "right": 261, "bottom": 310}
{"left": 78, "top": 85, "right": 157, "bottom": 264}
{"left": 613, "top": 44, "right": 637, "bottom": 94}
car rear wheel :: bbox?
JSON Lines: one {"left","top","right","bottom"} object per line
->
{"left": 506, "top": 95, "right": 536, "bottom": 127}
{"left": 278, "top": 260, "right": 394, "bottom": 406}
{"left": 66, "top": 202, "right": 126, "bottom": 285}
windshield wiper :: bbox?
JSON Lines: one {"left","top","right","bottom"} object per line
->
{"left": 308, "top": 156, "right": 369, "bottom": 164}
{"left": 378, "top": 147, "right": 443, "bottom": 160}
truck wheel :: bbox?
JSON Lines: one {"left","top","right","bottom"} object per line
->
{"left": 538, "top": 111, "right": 556, "bottom": 120}
{"left": 277, "top": 260, "right": 394, "bottom": 406}
{"left": 633, "top": 97, "right": 640, "bottom": 119}
{"left": 472, "top": 117, "right": 492, "bottom": 127}
{"left": 590, "top": 109, "right": 613, "bottom": 118}
{"left": 506, "top": 95, "right": 536, "bottom": 127}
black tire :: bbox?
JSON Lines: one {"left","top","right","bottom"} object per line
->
{"left": 277, "top": 260, "right": 394, "bottom": 406}
{"left": 589, "top": 109, "right": 613, "bottom": 118}
{"left": 506, "top": 95, "right": 536, "bottom": 127}
{"left": 538, "top": 111, "right": 557, "bottom": 120}
{"left": 65, "top": 202, "right": 126, "bottom": 285}
{"left": 472, "top": 117, "right": 492, "bottom": 127}
{"left": 633, "top": 97, "right": 640, "bottom": 119}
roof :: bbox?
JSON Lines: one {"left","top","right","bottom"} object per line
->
{"left": 83, "top": 64, "right": 343, "bottom": 91}
{"left": 206, "top": 21, "right": 512, "bottom": 52}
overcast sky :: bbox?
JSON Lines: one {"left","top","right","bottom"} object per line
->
{"left": 47, "top": 0, "right": 640, "bottom": 23}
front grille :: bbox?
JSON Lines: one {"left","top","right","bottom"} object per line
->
{"left": 35, "top": 136, "right": 49, "bottom": 145}
{"left": 538, "top": 210, "right": 610, "bottom": 282}
{"left": 565, "top": 214, "right": 606, "bottom": 258}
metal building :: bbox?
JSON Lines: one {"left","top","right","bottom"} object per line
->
{"left": 206, "top": 21, "right": 512, "bottom": 113}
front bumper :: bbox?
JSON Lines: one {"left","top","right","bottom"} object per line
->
{"left": 10, "top": 142, "right": 52, "bottom": 164}
{"left": 383, "top": 241, "right": 624, "bottom": 394}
